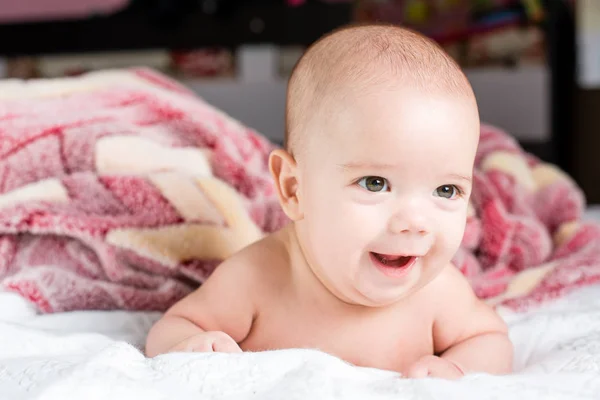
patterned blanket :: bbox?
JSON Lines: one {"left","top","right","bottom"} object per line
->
{"left": 0, "top": 68, "right": 599, "bottom": 313}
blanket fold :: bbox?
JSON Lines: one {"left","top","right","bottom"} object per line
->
{"left": 0, "top": 68, "right": 599, "bottom": 313}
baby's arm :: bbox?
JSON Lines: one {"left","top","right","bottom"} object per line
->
{"left": 145, "top": 256, "right": 256, "bottom": 357}
{"left": 408, "top": 265, "right": 512, "bottom": 378}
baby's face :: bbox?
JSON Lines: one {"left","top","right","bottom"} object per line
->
{"left": 294, "top": 87, "right": 479, "bottom": 306}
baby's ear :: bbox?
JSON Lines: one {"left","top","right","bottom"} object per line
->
{"left": 269, "top": 149, "right": 303, "bottom": 221}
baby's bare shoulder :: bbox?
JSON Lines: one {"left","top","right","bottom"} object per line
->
{"left": 213, "top": 230, "right": 289, "bottom": 289}
{"left": 421, "top": 264, "right": 488, "bottom": 317}
{"left": 424, "top": 264, "right": 507, "bottom": 353}
{"left": 164, "top": 231, "right": 290, "bottom": 342}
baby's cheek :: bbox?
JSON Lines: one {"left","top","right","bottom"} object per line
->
{"left": 430, "top": 211, "right": 464, "bottom": 251}
{"left": 442, "top": 217, "right": 467, "bottom": 256}
{"left": 316, "top": 203, "right": 372, "bottom": 250}
{"left": 307, "top": 202, "right": 353, "bottom": 244}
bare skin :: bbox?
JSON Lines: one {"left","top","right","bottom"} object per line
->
{"left": 145, "top": 24, "right": 513, "bottom": 379}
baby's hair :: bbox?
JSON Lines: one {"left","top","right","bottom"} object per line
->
{"left": 285, "top": 23, "right": 474, "bottom": 155}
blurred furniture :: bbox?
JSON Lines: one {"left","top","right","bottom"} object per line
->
{"left": 570, "top": 0, "right": 600, "bottom": 204}
{"left": 0, "top": 0, "right": 352, "bottom": 54}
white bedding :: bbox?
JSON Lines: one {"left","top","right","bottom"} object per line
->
{"left": 0, "top": 283, "right": 600, "bottom": 400}
{"left": 1, "top": 209, "right": 599, "bottom": 399}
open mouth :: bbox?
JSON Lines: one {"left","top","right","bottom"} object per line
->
{"left": 371, "top": 253, "right": 413, "bottom": 267}
{"left": 369, "top": 252, "right": 417, "bottom": 278}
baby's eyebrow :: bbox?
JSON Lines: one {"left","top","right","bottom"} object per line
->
{"left": 448, "top": 174, "right": 472, "bottom": 183}
{"left": 338, "top": 162, "right": 397, "bottom": 170}
{"left": 337, "top": 164, "right": 473, "bottom": 183}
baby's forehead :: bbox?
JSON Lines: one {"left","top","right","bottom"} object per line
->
{"left": 331, "top": 84, "right": 478, "bottom": 127}
{"left": 323, "top": 93, "right": 479, "bottom": 155}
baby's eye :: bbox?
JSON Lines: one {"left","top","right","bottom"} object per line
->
{"left": 357, "top": 176, "right": 389, "bottom": 192}
{"left": 434, "top": 185, "right": 460, "bottom": 199}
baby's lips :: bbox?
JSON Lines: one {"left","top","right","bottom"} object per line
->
{"left": 369, "top": 251, "right": 425, "bottom": 259}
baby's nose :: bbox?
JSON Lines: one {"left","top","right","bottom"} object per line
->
{"left": 387, "top": 210, "right": 429, "bottom": 236}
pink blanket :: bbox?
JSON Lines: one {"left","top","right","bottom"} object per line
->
{"left": 0, "top": 68, "right": 599, "bottom": 314}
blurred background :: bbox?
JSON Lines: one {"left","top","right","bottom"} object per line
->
{"left": 0, "top": 0, "right": 597, "bottom": 203}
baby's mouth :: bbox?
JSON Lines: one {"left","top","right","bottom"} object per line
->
{"left": 370, "top": 252, "right": 414, "bottom": 268}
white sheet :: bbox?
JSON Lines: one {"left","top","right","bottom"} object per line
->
{"left": 1, "top": 281, "right": 600, "bottom": 400}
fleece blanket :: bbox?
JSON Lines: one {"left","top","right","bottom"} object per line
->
{"left": 0, "top": 68, "right": 599, "bottom": 314}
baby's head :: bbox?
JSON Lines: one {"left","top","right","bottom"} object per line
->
{"left": 270, "top": 24, "right": 480, "bottom": 307}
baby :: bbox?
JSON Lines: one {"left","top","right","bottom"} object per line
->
{"left": 145, "top": 24, "right": 513, "bottom": 379}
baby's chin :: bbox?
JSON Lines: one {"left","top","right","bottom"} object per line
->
{"left": 320, "top": 267, "right": 427, "bottom": 307}
{"left": 356, "top": 287, "right": 418, "bottom": 307}
{"left": 347, "top": 278, "right": 423, "bottom": 307}
{"left": 348, "top": 262, "right": 423, "bottom": 306}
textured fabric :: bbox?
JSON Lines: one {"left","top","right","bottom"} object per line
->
{"left": 1, "top": 284, "right": 600, "bottom": 399}
{"left": 0, "top": 68, "right": 598, "bottom": 314}
{"left": 455, "top": 125, "right": 600, "bottom": 311}
{"left": 0, "top": 68, "right": 286, "bottom": 312}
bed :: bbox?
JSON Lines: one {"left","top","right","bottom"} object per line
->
{"left": 0, "top": 67, "right": 600, "bottom": 399}
{"left": 1, "top": 2, "right": 599, "bottom": 398}
{"left": 2, "top": 282, "right": 600, "bottom": 399}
